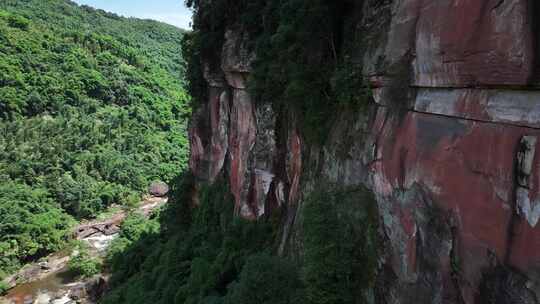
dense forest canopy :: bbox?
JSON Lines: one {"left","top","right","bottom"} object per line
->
{"left": 0, "top": 0, "right": 190, "bottom": 279}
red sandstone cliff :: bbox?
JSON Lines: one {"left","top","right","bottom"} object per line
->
{"left": 189, "top": 1, "right": 540, "bottom": 303}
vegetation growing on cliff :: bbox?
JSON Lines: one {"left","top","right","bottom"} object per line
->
{"left": 0, "top": 0, "right": 189, "bottom": 279}
{"left": 102, "top": 176, "right": 278, "bottom": 304}
{"left": 302, "top": 185, "right": 379, "bottom": 304}
{"left": 185, "top": 0, "right": 371, "bottom": 143}
{"left": 102, "top": 175, "right": 379, "bottom": 304}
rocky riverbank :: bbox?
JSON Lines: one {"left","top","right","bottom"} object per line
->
{"left": 0, "top": 196, "right": 167, "bottom": 304}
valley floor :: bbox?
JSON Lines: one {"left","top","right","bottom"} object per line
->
{"left": 0, "top": 196, "right": 167, "bottom": 304}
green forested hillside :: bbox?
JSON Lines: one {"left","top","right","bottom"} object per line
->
{"left": 0, "top": 0, "right": 190, "bottom": 278}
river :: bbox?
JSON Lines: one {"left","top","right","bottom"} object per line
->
{"left": 0, "top": 196, "right": 167, "bottom": 304}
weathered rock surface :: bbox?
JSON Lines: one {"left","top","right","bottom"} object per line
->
{"left": 189, "top": 0, "right": 540, "bottom": 303}
{"left": 148, "top": 181, "right": 169, "bottom": 197}
{"left": 411, "top": 0, "right": 534, "bottom": 87}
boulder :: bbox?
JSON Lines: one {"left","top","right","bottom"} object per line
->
{"left": 148, "top": 181, "right": 169, "bottom": 197}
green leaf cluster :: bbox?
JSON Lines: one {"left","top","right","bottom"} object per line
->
{"left": 302, "top": 185, "right": 379, "bottom": 304}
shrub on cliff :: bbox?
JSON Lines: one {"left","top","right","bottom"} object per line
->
{"left": 106, "top": 213, "right": 161, "bottom": 280}
{"left": 302, "top": 185, "right": 379, "bottom": 304}
{"left": 225, "top": 253, "right": 305, "bottom": 304}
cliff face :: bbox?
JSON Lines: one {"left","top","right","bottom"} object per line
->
{"left": 189, "top": 1, "right": 540, "bottom": 303}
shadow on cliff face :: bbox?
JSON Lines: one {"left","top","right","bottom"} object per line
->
{"left": 371, "top": 184, "right": 467, "bottom": 304}
{"left": 478, "top": 266, "right": 539, "bottom": 304}
{"left": 531, "top": 0, "right": 540, "bottom": 84}
{"left": 299, "top": 184, "right": 380, "bottom": 304}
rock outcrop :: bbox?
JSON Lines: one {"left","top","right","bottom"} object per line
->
{"left": 148, "top": 181, "right": 170, "bottom": 197}
{"left": 189, "top": 1, "right": 540, "bottom": 303}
